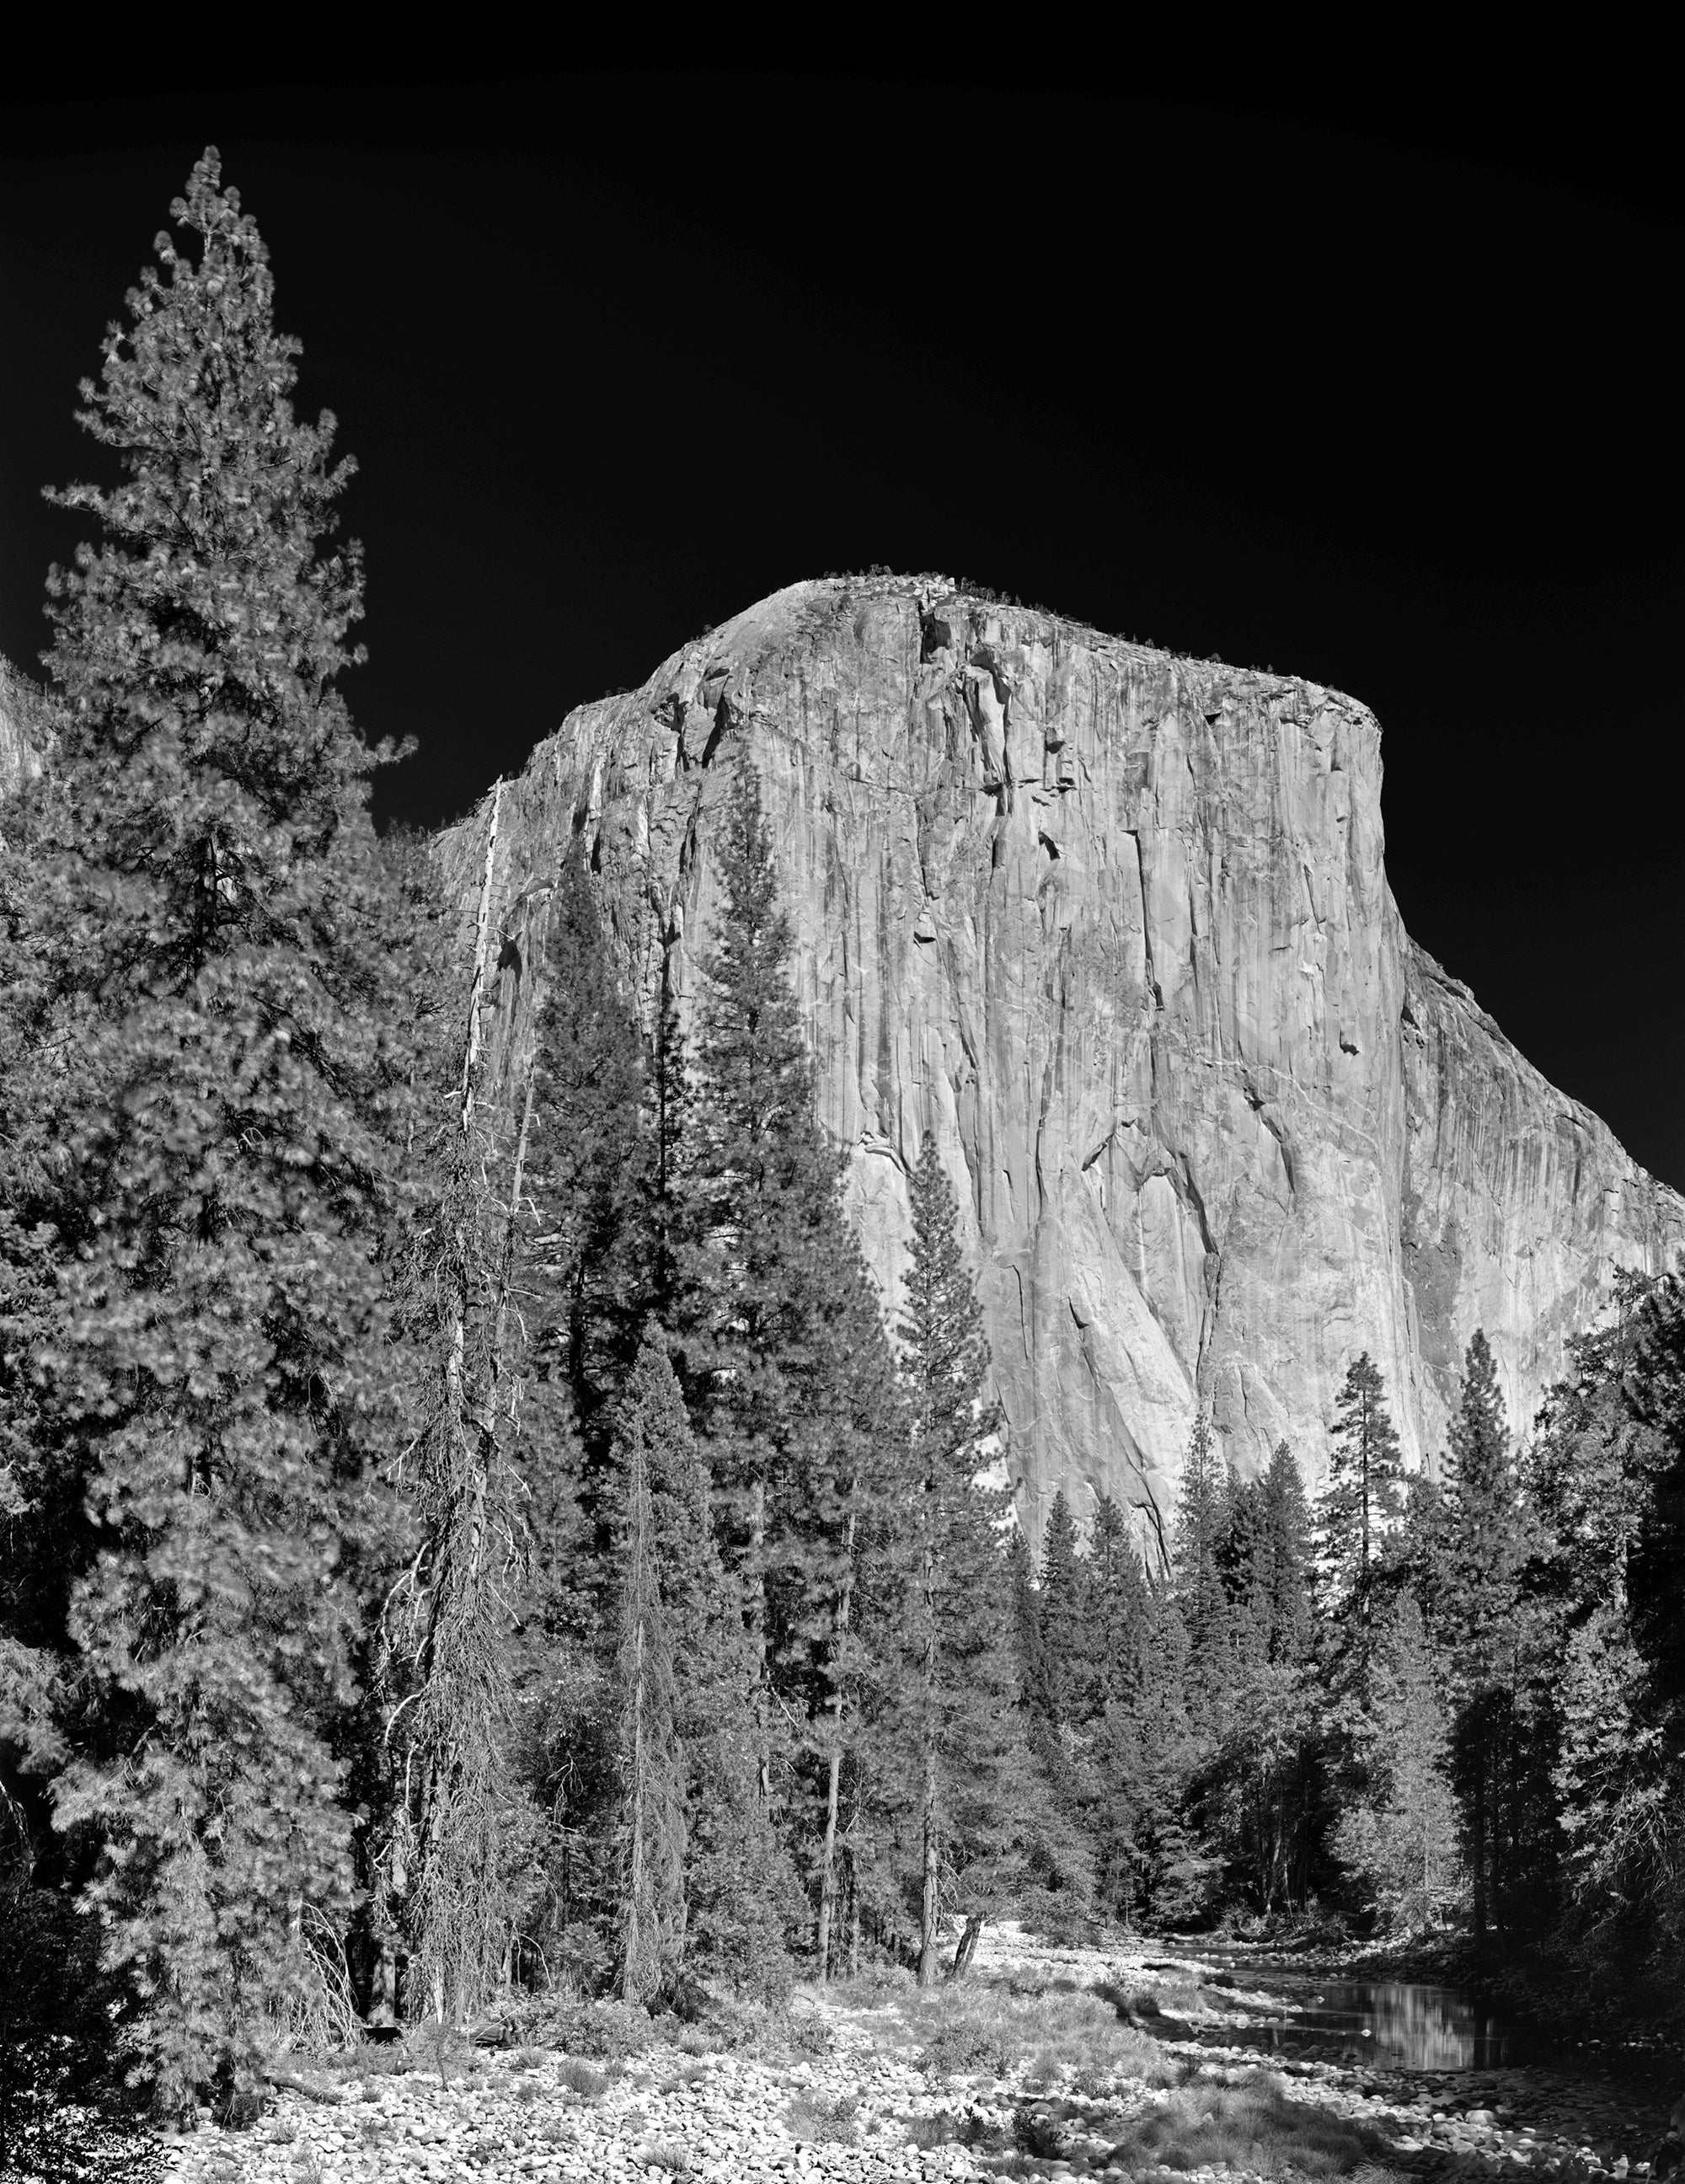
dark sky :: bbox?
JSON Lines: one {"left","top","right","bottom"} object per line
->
{"left": 3, "top": 65, "right": 1682, "bottom": 1186}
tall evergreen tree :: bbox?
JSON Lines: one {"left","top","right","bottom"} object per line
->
{"left": 1007, "top": 1528, "right": 1047, "bottom": 1717}
{"left": 0, "top": 152, "right": 425, "bottom": 2105}
{"left": 893, "top": 1135, "right": 1014, "bottom": 1985}
{"left": 1319, "top": 1354, "right": 1404, "bottom": 1644}
{"left": 485, "top": 859, "right": 662, "bottom": 2004}
{"left": 611, "top": 1367, "right": 686, "bottom": 2004}
{"left": 1437, "top": 1330, "right": 1527, "bottom": 1941}
{"left": 1332, "top": 1595, "right": 1461, "bottom": 1932}
{"left": 1037, "top": 1491, "right": 1086, "bottom": 1725}
{"left": 1080, "top": 1495, "right": 1158, "bottom": 1920}
{"left": 523, "top": 851, "right": 654, "bottom": 1464}
{"left": 1256, "top": 1441, "right": 1316, "bottom": 1667}
{"left": 385, "top": 788, "right": 548, "bottom": 2032}
{"left": 1083, "top": 1494, "right": 1153, "bottom": 1714}
{"left": 626, "top": 1328, "right": 801, "bottom": 2000}
{"left": 1204, "top": 1444, "right": 1323, "bottom": 1911}
{"left": 1172, "top": 1413, "right": 1228, "bottom": 1737}
{"left": 1130, "top": 1583, "right": 1212, "bottom": 1919}
{"left": 664, "top": 757, "right": 900, "bottom": 1963}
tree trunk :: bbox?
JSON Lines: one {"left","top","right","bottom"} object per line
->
{"left": 816, "top": 1748, "right": 842, "bottom": 1980}
{"left": 748, "top": 1476, "right": 771, "bottom": 1808}
{"left": 621, "top": 1617, "right": 645, "bottom": 2001}
{"left": 372, "top": 1937, "right": 398, "bottom": 2026}
{"left": 949, "top": 1914, "right": 984, "bottom": 1980}
{"left": 1359, "top": 1405, "right": 1372, "bottom": 1623}
{"left": 917, "top": 1747, "right": 941, "bottom": 1987}
{"left": 917, "top": 1497, "right": 940, "bottom": 1988}
{"left": 815, "top": 1510, "right": 857, "bottom": 1979}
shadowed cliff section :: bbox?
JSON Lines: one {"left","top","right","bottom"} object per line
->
{"left": 0, "top": 654, "right": 51, "bottom": 795}
{"left": 434, "top": 577, "right": 1685, "bottom": 1545}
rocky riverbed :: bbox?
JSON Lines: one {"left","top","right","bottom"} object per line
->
{"left": 158, "top": 1930, "right": 1678, "bottom": 2184}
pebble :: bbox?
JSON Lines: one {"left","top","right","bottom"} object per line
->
{"left": 156, "top": 1930, "right": 1677, "bottom": 2184}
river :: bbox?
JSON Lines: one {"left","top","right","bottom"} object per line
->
{"left": 1146, "top": 1942, "right": 1676, "bottom": 2092}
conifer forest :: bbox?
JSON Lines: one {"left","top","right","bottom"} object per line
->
{"left": 3, "top": 153, "right": 1684, "bottom": 2145}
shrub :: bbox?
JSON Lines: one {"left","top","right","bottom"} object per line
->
{"left": 542, "top": 2001, "right": 654, "bottom": 2061}
{"left": 910, "top": 1982, "right": 1181, "bottom": 2087}
{"left": 0, "top": 2038, "right": 164, "bottom": 2184}
{"left": 554, "top": 2058, "right": 608, "bottom": 2100}
{"left": 339, "top": 2037, "right": 417, "bottom": 2078}
{"left": 1014, "top": 2105, "right": 1067, "bottom": 2158}
{"left": 785, "top": 2092, "right": 859, "bottom": 2144}
{"left": 1105, "top": 2074, "right": 1381, "bottom": 2177}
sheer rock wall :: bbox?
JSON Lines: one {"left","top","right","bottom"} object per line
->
{"left": 427, "top": 580, "right": 1685, "bottom": 1540}
{"left": 0, "top": 656, "right": 50, "bottom": 798}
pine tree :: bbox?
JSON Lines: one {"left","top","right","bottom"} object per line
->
{"left": 894, "top": 1135, "right": 1015, "bottom": 1984}
{"left": 1130, "top": 1584, "right": 1213, "bottom": 1919}
{"left": 1172, "top": 1413, "right": 1228, "bottom": 1737}
{"left": 611, "top": 1361, "right": 687, "bottom": 2005}
{"left": 1319, "top": 1353, "right": 1405, "bottom": 1644}
{"left": 2, "top": 152, "right": 425, "bottom": 2105}
{"left": 1522, "top": 1274, "right": 1685, "bottom": 1993}
{"left": 1217, "top": 1471, "right": 1272, "bottom": 1675}
{"left": 1204, "top": 1444, "right": 1323, "bottom": 1912}
{"left": 664, "top": 757, "right": 900, "bottom": 1965}
{"left": 1441, "top": 1333, "right": 1517, "bottom": 1657}
{"left": 1008, "top": 1529, "right": 1048, "bottom": 1716}
{"left": 1436, "top": 1330, "right": 1527, "bottom": 1941}
{"left": 1038, "top": 1492, "right": 1086, "bottom": 1725}
{"left": 627, "top": 1327, "right": 801, "bottom": 2000}
{"left": 524, "top": 851, "right": 653, "bottom": 1463}
{"left": 1083, "top": 1494, "right": 1153, "bottom": 1713}
{"left": 1331, "top": 1595, "right": 1461, "bottom": 1932}
{"left": 1081, "top": 1496, "right": 1156, "bottom": 1920}
{"left": 1257, "top": 1441, "right": 1316, "bottom": 1667}
{"left": 385, "top": 784, "right": 548, "bottom": 2032}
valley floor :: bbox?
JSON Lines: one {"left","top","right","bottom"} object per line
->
{"left": 159, "top": 1930, "right": 1677, "bottom": 2184}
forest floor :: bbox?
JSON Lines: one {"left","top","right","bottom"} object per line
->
{"left": 157, "top": 1929, "right": 1680, "bottom": 2184}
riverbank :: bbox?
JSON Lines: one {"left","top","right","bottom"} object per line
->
{"left": 158, "top": 1929, "right": 1677, "bottom": 2184}
{"left": 1217, "top": 1931, "right": 1682, "bottom": 2064}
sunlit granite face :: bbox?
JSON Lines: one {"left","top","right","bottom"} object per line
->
{"left": 439, "top": 575, "right": 1683, "bottom": 1547}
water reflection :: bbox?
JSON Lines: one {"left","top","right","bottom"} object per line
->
{"left": 1227, "top": 1979, "right": 1529, "bottom": 2071}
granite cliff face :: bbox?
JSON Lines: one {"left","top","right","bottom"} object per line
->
{"left": 437, "top": 576, "right": 1685, "bottom": 1546}
{"left": 0, "top": 656, "right": 50, "bottom": 799}
{"left": 9, "top": 585, "right": 1645, "bottom": 1548}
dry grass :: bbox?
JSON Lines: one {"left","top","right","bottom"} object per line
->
{"left": 553, "top": 2056, "right": 608, "bottom": 2100}
{"left": 785, "top": 2091, "right": 860, "bottom": 2144}
{"left": 897, "top": 1980, "right": 1183, "bottom": 2087}
{"left": 1105, "top": 2074, "right": 1383, "bottom": 2177}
